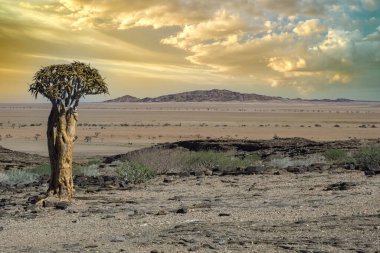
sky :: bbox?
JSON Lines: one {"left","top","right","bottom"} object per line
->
{"left": 0, "top": 0, "right": 380, "bottom": 102}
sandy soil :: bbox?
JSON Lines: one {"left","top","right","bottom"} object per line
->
{"left": 1, "top": 171, "right": 379, "bottom": 252}
{"left": 1, "top": 101, "right": 379, "bottom": 158}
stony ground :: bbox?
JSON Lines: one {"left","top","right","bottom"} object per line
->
{"left": 1, "top": 170, "right": 379, "bottom": 253}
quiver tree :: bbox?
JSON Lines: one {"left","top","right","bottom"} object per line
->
{"left": 29, "top": 62, "right": 108, "bottom": 199}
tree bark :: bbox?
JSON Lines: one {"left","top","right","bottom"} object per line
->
{"left": 46, "top": 104, "right": 77, "bottom": 199}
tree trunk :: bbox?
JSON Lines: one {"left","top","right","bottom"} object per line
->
{"left": 46, "top": 104, "right": 78, "bottom": 199}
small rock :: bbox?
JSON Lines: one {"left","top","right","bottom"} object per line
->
{"left": 245, "top": 165, "right": 265, "bottom": 174}
{"left": 0, "top": 226, "right": 3, "bottom": 231}
{"left": 85, "top": 244, "right": 98, "bottom": 248}
{"left": 42, "top": 200, "right": 55, "bottom": 208}
{"left": 217, "top": 239, "right": 226, "bottom": 245}
{"left": 27, "top": 196, "right": 40, "bottom": 205}
{"left": 365, "top": 164, "right": 380, "bottom": 172}
{"left": 248, "top": 183, "right": 256, "bottom": 191}
{"left": 102, "top": 215, "right": 116, "bottom": 219}
{"left": 194, "top": 171, "right": 205, "bottom": 177}
{"left": 348, "top": 163, "right": 356, "bottom": 170}
{"left": 103, "top": 180, "right": 114, "bottom": 187}
{"left": 111, "top": 236, "right": 127, "bottom": 242}
{"left": 286, "top": 166, "right": 304, "bottom": 174}
{"left": 119, "top": 181, "right": 128, "bottom": 188}
{"left": 176, "top": 207, "right": 188, "bottom": 214}
{"left": 156, "top": 210, "right": 168, "bottom": 216}
{"left": 163, "top": 177, "right": 174, "bottom": 183}
{"left": 62, "top": 243, "right": 80, "bottom": 249}
{"left": 150, "top": 250, "right": 159, "bottom": 253}
{"left": 188, "top": 245, "right": 200, "bottom": 251}
{"left": 364, "top": 171, "right": 376, "bottom": 176}
{"left": 279, "top": 245, "right": 293, "bottom": 250}
{"left": 324, "top": 182, "right": 356, "bottom": 191}
{"left": 86, "top": 186, "right": 100, "bottom": 193}
{"left": 178, "top": 171, "right": 191, "bottom": 177}
{"left": 55, "top": 202, "right": 69, "bottom": 210}
{"left": 168, "top": 196, "right": 182, "bottom": 201}
{"left": 204, "top": 169, "right": 213, "bottom": 176}
{"left": 202, "top": 243, "right": 216, "bottom": 249}
{"left": 218, "top": 213, "right": 231, "bottom": 217}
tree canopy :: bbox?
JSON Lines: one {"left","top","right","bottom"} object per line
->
{"left": 29, "top": 62, "right": 108, "bottom": 107}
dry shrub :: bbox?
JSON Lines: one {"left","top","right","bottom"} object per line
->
{"left": 126, "top": 147, "right": 188, "bottom": 174}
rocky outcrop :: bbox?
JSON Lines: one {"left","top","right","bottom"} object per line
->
{"left": 0, "top": 146, "right": 48, "bottom": 170}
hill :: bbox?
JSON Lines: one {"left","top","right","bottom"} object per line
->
{"left": 104, "top": 89, "right": 357, "bottom": 103}
{"left": 104, "top": 89, "right": 284, "bottom": 103}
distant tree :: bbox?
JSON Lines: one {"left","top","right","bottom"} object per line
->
{"left": 34, "top": 133, "right": 41, "bottom": 141}
{"left": 29, "top": 62, "right": 108, "bottom": 199}
{"left": 84, "top": 136, "right": 92, "bottom": 143}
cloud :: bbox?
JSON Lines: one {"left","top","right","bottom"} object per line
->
{"left": 361, "top": 0, "right": 380, "bottom": 10}
{"left": 268, "top": 57, "right": 306, "bottom": 72}
{"left": 161, "top": 9, "right": 246, "bottom": 50}
{"left": 293, "top": 19, "right": 327, "bottom": 36}
{"left": 1, "top": 0, "right": 380, "bottom": 101}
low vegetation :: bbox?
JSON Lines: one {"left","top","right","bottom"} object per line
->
{"left": 354, "top": 145, "right": 380, "bottom": 169}
{"left": 269, "top": 154, "right": 325, "bottom": 169}
{"left": 323, "top": 149, "right": 354, "bottom": 164}
{"left": 0, "top": 170, "right": 38, "bottom": 186}
{"left": 182, "top": 151, "right": 259, "bottom": 171}
{"left": 75, "top": 164, "right": 101, "bottom": 177}
{"left": 1, "top": 143, "right": 378, "bottom": 187}
{"left": 116, "top": 161, "right": 155, "bottom": 184}
{"left": 29, "top": 164, "right": 51, "bottom": 176}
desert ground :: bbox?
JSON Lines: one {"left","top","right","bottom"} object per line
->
{"left": 1, "top": 170, "right": 379, "bottom": 252}
{"left": 0, "top": 101, "right": 380, "bottom": 253}
{"left": 0, "top": 101, "right": 379, "bottom": 158}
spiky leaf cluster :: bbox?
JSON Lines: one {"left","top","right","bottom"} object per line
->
{"left": 29, "top": 62, "right": 108, "bottom": 107}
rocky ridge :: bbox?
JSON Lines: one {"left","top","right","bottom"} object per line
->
{"left": 104, "top": 89, "right": 356, "bottom": 103}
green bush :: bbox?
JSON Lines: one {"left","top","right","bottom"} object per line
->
{"left": 354, "top": 145, "right": 380, "bottom": 169}
{"left": 29, "top": 164, "right": 51, "bottom": 176}
{"left": 269, "top": 157, "right": 292, "bottom": 169}
{"left": 182, "top": 151, "right": 257, "bottom": 171}
{"left": 116, "top": 161, "right": 155, "bottom": 184}
{"left": 87, "top": 159, "right": 101, "bottom": 166}
{"left": 0, "top": 170, "right": 38, "bottom": 186}
{"left": 323, "top": 149, "right": 353, "bottom": 163}
{"left": 74, "top": 164, "right": 101, "bottom": 177}
{"left": 242, "top": 153, "right": 261, "bottom": 164}
{"left": 269, "top": 154, "right": 326, "bottom": 168}
{"left": 126, "top": 148, "right": 187, "bottom": 174}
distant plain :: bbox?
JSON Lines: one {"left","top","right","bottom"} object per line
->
{"left": 0, "top": 101, "right": 379, "bottom": 158}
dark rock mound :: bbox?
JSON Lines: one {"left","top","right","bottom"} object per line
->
{"left": 0, "top": 146, "right": 48, "bottom": 171}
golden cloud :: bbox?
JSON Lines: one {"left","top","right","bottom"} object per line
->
{"left": 0, "top": 0, "right": 379, "bottom": 101}
{"left": 293, "top": 19, "right": 327, "bottom": 36}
